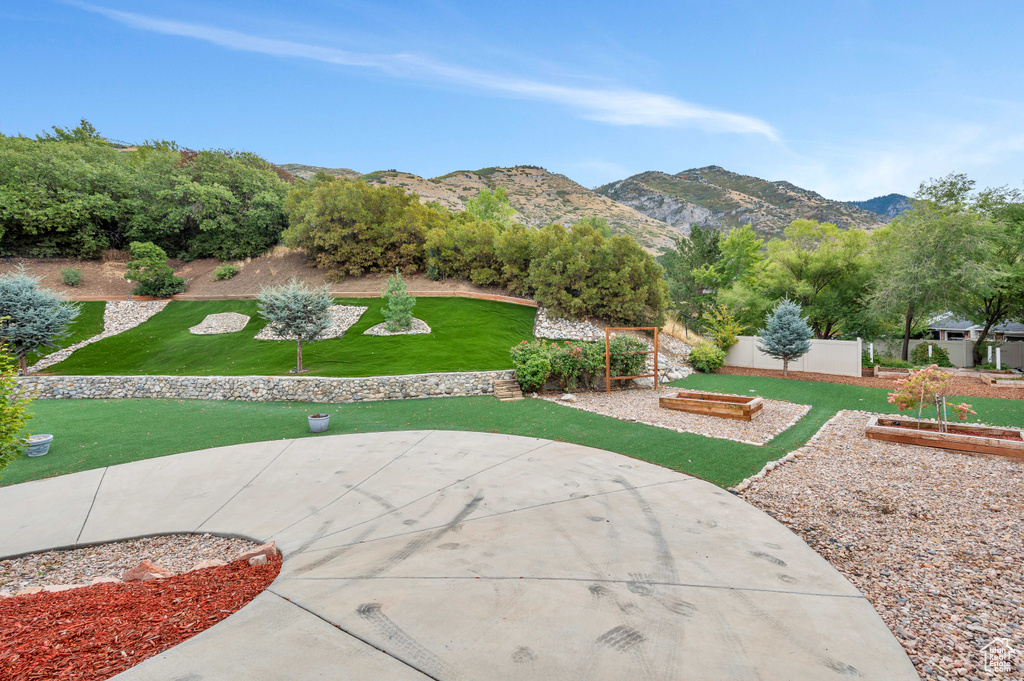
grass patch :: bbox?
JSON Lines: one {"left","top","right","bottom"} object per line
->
{"left": 7, "top": 373, "right": 1022, "bottom": 491}
{"left": 26, "top": 301, "right": 105, "bottom": 364}
{"left": 45, "top": 298, "right": 535, "bottom": 377}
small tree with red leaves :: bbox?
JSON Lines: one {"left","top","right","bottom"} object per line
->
{"left": 887, "top": 364, "right": 975, "bottom": 432}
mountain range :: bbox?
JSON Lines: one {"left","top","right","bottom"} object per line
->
{"left": 281, "top": 162, "right": 909, "bottom": 250}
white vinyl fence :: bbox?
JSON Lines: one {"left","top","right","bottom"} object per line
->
{"left": 724, "top": 336, "right": 863, "bottom": 377}
{"left": 873, "top": 339, "right": 1024, "bottom": 370}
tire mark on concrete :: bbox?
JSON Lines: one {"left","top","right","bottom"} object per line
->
{"left": 357, "top": 602, "right": 461, "bottom": 680}
{"left": 292, "top": 519, "right": 335, "bottom": 556}
{"left": 288, "top": 523, "right": 380, "bottom": 576}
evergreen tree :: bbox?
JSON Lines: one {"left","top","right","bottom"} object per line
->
{"left": 381, "top": 269, "right": 416, "bottom": 332}
{"left": 0, "top": 268, "right": 80, "bottom": 373}
{"left": 256, "top": 278, "right": 333, "bottom": 373}
{"left": 756, "top": 299, "right": 812, "bottom": 377}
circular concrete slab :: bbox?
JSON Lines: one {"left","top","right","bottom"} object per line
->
{"left": 0, "top": 431, "right": 917, "bottom": 680}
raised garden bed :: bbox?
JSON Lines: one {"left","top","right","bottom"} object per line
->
{"left": 659, "top": 391, "right": 764, "bottom": 421}
{"left": 865, "top": 415, "right": 1024, "bottom": 459}
{"left": 980, "top": 373, "right": 1024, "bottom": 388}
{"left": 873, "top": 365, "right": 912, "bottom": 379}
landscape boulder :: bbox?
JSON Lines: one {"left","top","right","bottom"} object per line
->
{"left": 15, "top": 586, "right": 44, "bottom": 596}
{"left": 248, "top": 554, "right": 269, "bottom": 566}
{"left": 91, "top": 576, "right": 122, "bottom": 585}
{"left": 190, "top": 558, "right": 228, "bottom": 571}
{"left": 234, "top": 541, "right": 277, "bottom": 563}
{"left": 121, "top": 559, "right": 174, "bottom": 582}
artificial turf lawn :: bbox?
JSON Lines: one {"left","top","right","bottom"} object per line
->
{"left": 45, "top": 298, "right": 536, "bottom": 377}
{"left": 6, "top": 373, "right": 1023, "bottom": 490}
{"left": 25, "top": 301, "right": 106, "bottom": 364}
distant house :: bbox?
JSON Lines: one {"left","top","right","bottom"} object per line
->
{"left": 928, "top": 314, "right": 1024, "bottom": 342}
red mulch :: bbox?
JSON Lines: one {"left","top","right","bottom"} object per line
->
{"left": 716, "top": 366, "right": 1024, "bottom": 400}
{"left": 0, "top": 556, "right": 280, "bottom": 681}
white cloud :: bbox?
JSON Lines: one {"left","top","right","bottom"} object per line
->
{"left": 69, "top": 1, "right": 778, "bottom": 140}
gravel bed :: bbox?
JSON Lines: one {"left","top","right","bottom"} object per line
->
{"left": 539, "top": 387, "right": 810, "bottom": 445}
{"left": 533, "top": 307, "right": 605, "bottom": 341}
{"left": 254, "top": 304, "right": 367, "bottom": 341}
{"left": 28, "top": 300, "right": 168, "bottom": 374}
{"left": 718, "top": 366, "right": 1024, "bottom": 401}
{"left": 363, "top": 317, "right": 431, "bottom": 336}
{"left": 188, "top": 312, "right": 251, "bottom": 335}
{"left": 741, "top": 410, "right": 1024, "bottom": 680}
{"left": 0, "top": 534, "right": 258, "bottom": 592}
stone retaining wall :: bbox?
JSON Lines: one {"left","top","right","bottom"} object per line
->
{"left": 17, "top": 370, "right": 516, "bottom": 404}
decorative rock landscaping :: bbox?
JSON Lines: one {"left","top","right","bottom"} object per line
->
{"left": 0, "top": 534, "right": 258, "bottom": 594}
{"left": 17, "top": 369, "right": 516, "bottom": 404}
{"left": 540, "top": 387, "right": 810, "bottom": 445}
{"left": 27, "top": 300, "right": 168, "bottom": 374}
{"left": 254, "top": 304, "right": 367, "bottom": 341}
{"left": 363, "top": 317, "right": 431, "bottom": 336}
{"left": 740, "top": 410, "right": 1024, "bottom": 681}
{"left": 188, "top": 312, "right": 251, "bottom": 335}
{"left": 533, "top": 306, "right": 605, "bottom": 341}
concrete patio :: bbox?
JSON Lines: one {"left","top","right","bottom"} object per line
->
{"left": 0, "top": 430, "right": 919, "bottom": 680}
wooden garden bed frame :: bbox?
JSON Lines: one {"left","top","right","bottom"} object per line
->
{"left": 865, "top": 415, "right": 1024, "bottom": 459}
{"left": 979, "top": 373, "right": 1024, "bottom": 388}
{"left": 659, "top": 391, "right": 764, "bottom": 421}
{"left": 605, "top": 328, "right": 658, "bottom": 393}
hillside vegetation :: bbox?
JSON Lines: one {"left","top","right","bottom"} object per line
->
{"left": 597, "top": 166, "right": 887, "bottom": 239}
{"left": 849, "top": 193, "right": 912, "bottom": 218}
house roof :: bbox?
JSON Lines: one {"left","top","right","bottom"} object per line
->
{"left": 928, "top": 314, "right": 1024, "bottom": 334}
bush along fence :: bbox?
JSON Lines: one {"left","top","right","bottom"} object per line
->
{"left": 510, "top": 337, "right": 649, "bottom": 392}
{"left": 16, "top": 370, "right": 515, "bottom": 404}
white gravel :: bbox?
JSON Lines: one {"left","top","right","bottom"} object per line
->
{"left": 539, "top": 387, "right": 810, "bottom": 446}
{"left": 741, "top": 410, "right": 1024, "bottom": 680}
{"left": 0, "top": 534, "right": 258, "bottom": 592}
{"left": 363, "top": 318, "right": 431, "bottom": 336}
{"left": 189, "top": 312, "right": 251, "bottom": 335}
{"left": 533, "top": 307, "right": 605, "bottom": 342}
{"left": 254, "top": 304, "right": 367, "bottom": 341}
{"left": 27, "top": 300, "right": 168, "bottom": 374}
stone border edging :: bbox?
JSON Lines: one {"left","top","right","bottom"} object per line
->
{"left": 16, "top": 370, "right": 516, "bottom": 404}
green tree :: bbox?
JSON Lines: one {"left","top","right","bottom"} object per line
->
{"left": 0, "top": 341, "right": 33, "bottom": 473}
{"left": 0, "top": 269, "right": 80, "bottom": 373}
{"left": 124, "top": 241, "right": 186, "bottom": 297}
{"left": 658, "top": 224, "right": 721, "bottom": 320}
{"left": 465, "top": 187, "right": 517, "bottom": 227}
{"left": 284, "top": 178, "right": 436, "bottom": 277}
{"left": 257, "top": 278, "right": 333, "bottom": 373}
{"left": 763, "top": 219, "right": 869, "bottom": 338}
{"left": 869, "top": 174, "right": 994, "bottom": 360}
{"left": 381, "top": 269, "right": 416, "bottom": 332}
{"left": 756, "top": 299, "right": 812, "bottom": 377}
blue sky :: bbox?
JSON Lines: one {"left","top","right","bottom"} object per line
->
{"left": 3, "top": 1, "right": 1023, "bottom": 200}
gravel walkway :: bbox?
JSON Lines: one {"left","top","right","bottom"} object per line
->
{"left": 0, "top": 534, "right": 257, "bottom": 593}
{"left": 254, "top": 304, "right": 367, "bottom": 341}
{"left": 27, "top": 300, "right": 168, "bottom": 374}
{"left": 363, "top": 317, "right": 431, "bottom": 336}
{"left": 188, "top": 312, "right": 251, "bottom": 335}
{"left": 741, "top": 410, "right": 1024, "bottom": 680}
{"left": 539, "top": 388, "right": 810, "bottom": 445}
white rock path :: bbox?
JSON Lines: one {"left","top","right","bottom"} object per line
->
{"left": 27, "top": 300, "right": 169, "bottom": 374}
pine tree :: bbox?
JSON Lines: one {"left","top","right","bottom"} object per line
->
{"left": 381, "top": 269, "right": 415, "bottom": 332}
{"left": 256, "top": 278, "right": 333, "bottom": 373}
{"left": 0, "top": 268, "right": 80, "bottom": 373}
{"left": 756, "top": 299, "right": 812, "bottom": 377}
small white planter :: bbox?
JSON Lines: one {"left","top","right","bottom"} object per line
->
{"left": 308, "top": 414, "right": 330, "bottom": 433}
{"left": 26, "top": 434, "right": 54, "bottom": 457}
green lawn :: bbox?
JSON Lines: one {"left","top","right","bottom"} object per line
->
{"left": 6, "top": 373, "right": 1022, "bottom": 490}
{"left": 26, "top": 301, "right": 106, "bottom": 364}
{"left": 45, "top": 298, "right": 536, "bottom": 377}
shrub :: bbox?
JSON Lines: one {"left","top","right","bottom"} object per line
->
{"left": 0, "top": 341, "right": 33, "bottom": 473}
{"left": 0, "top": 268, "right": 80, "bottom": 373}
{"left": 704, "top": 304, "right": 743, "bottom": 351}
{"left": 876, "top": 355, "right": 914, "bottom": 369}
{"left": 510, "top": 337, "right": 651, "bottom": 391}
{"left": 608, "top": 335, "right": 649, "bottom": 380}
{"left": 124, "top": 241, "right": 186, "bottom": 297}
{"left": 510, "top": 340, "right": 552, "bottom": 392}
{"left": 381, "top": 269, "right": 415, "bottom": 332}
{"left": 688, "top": 341, "right": 726, "bottom": 373}
{"left": 888, "top": 365, "right": 975, "bottom": 430}
{"left": 60, "top": 268, "right": 81, "bottom": 287}
{"left": 213, "top": 264, "right": 239, "bottom": 281}
{"left": 910, "top": 342, "right": 953, "bottom": 367}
